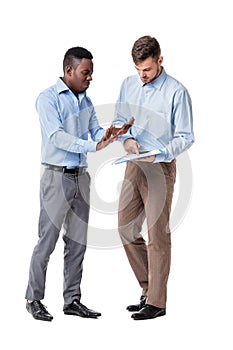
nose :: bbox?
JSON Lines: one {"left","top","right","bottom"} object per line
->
{"left": 86, "top": 74, "right": 92, "bottom": 81}
{"left": 139, "top": 70, "right": 146, "bottom": 79}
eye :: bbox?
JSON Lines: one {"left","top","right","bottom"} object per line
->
{"left": 82, "top": 70, "right": 92, "bottom": 77}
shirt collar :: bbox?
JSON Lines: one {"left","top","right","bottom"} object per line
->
{"left": 140, "top": 67, "right": 167, "bottom": 89}
{"left": 55, "top": 77, "right": 86, "bottom": 102}
{"left": 56, "top": 77, "right": 70, "bottom": 94}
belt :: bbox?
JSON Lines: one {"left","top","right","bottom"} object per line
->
{"left": 45, "top": 164, "right": 86, "bottom": 176}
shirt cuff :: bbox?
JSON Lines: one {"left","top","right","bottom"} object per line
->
{"left": 118, "top": 133, "right": 134, "bottom": 144}
{"left": 85, "top": 141, "right": 98, "bottom": 152}
{"left": 153, "top": 148, "right": 168, "bottom": 163}
{"left": 154, "top": 153, "right": 164, "bottom": 163}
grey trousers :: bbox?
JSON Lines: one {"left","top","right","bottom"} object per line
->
{"left": 25, "top": 168, "right": 90, "bottom": 304}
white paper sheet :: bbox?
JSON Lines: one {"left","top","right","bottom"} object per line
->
{"left": 112, "top": 150, "right": 161, "bottom": 164}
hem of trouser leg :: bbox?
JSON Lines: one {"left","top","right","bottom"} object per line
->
{"left": 64, "top": 297, "right": 81, "bottom": 306}
{"left": 146, "top": 300, "right": 166, "bottom": 308}
{"left": 25, "top": 296, "right": 44, "bottom": 302}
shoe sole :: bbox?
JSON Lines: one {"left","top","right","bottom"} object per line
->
{"left": 63, "top": 311, "right": 98, "bottom": 318}
{"left": 132, "top": 311, "right": 166, "bottom": 320}
{"left": 33, "top": 316, "right": 53, "bottom": 321}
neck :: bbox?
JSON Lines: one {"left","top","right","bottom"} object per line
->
{"left": 61, "top": 77, "right": 80, "bottom": 97}
{"left": 153, "top": 66, "right": 163, "bottom": 81}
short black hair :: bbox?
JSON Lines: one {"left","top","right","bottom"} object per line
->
{"left": 131, "top": 36, "right": 161, "bottom": 63}
{"left": 63, "top": 46, "right": 93, "bottom": 72}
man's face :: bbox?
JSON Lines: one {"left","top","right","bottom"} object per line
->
{"left": 135, "top": 56, "right": 163, "bottom": 84}
{"left": 67, "top": 58, "right": 93, "bottom": 94}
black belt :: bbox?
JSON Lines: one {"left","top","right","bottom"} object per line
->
{"left": 45, "top": 164, "right": 86, "bottom": 176}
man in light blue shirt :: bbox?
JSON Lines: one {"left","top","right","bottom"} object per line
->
{"left": 37, "top": 64, "right": 107, "bottom": 168}
{"left": 114, "top": 36, "right": 194, "bottom": 320}
{"left": 25, "top": 47, "right": 112, "bottom": 321}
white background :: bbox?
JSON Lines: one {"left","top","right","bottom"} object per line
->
{"left": 0, "top": 0, "right": 232, "bottom": 349}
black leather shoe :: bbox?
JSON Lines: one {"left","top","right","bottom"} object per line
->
{"left": 63, "top": 300, "right": 101, "bottom": 318}
{"left": 131, "top": 304, "right": 166, "bottom": 320}
{"left": 126, "top": 295, "right": 147, "bottom": 312}
{"left": 26, "top": 300, "right": 53, "bottom": 321}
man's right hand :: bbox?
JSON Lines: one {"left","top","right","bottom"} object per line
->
{"left": 124, "top": 138, "right": 140, "bottom": 155}
{"left": 101, "top": 117, "right": 135, "bottom": 141}
{"left": 96, "top": 138, "right": 113, "bottom": 151}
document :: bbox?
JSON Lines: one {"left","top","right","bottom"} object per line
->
{"left": 113, "top": 150, "right": 161, "bottom": 165}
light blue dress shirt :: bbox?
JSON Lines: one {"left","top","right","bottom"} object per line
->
{"left": 113, "top": 68, "right": 194, "bottom": 162}
{"left": 36, "top": 78, "right": 105, "bottom": 168}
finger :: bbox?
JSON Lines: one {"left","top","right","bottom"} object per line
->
{"left": 108, "top": 135, "right": 118, "bottom": 142}
{"left": 128, "top": 116, "right": 135, "bottom": 124}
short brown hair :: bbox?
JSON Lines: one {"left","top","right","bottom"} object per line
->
{"left": 131, "top": 35, "right": 161, "bottom": 63}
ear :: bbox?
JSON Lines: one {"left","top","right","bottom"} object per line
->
{"left": 65, "top": 65, "right": 73, "bottom": 76}
{"left": 158, "top": 56, "right": 163, "bottom": 65}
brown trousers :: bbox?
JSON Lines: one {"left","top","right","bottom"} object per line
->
{"left": 118, "top": 160, "right": 176, "bottom": 308}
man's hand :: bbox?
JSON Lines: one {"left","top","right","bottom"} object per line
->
{"left": 124, "top": 139, "right": 155, "bottom": 162}
{"left": 124, "top": 138, "right": 140, "bottom": 155}
{"left": 102, "top": 117, "right": 135, "bottom": 141}
{"left": 96, "top": 138, "right": 113, "bottom": 151}
{"left": 111, "top": 117, "right": 135, "bottom": 137}
{"left": 101, "top": 125, "right": 114, "bottom": 141}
